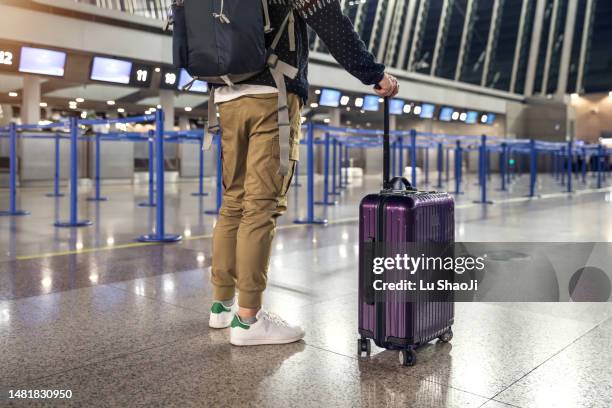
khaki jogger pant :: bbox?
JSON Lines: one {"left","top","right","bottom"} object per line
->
{"left": 211, "top": 93, "right": 302, "bottom": 309}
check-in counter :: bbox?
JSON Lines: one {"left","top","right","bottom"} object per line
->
{"left": 88, "top": 138, "right": 134, "bottom": 181}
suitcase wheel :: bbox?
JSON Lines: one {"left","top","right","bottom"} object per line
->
{"left": 438, "top": 329, "right": 453, "bottom": 343}
{"left": 358, "top": 338, "right": 371, "bottom": 356}
{"left": 399, "top": 349, "right": 417, "bottom": 366}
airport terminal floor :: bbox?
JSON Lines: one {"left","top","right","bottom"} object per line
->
{"left": 3, "top": 0, "right": 612, "bottom": 407}
{"left": 2, "top": 175, "right": 612, "bottom": 407}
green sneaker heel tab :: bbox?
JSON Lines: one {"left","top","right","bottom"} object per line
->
{"left": 231, "top": 315, "right": 250, "bottom": 330}
{"left": 211, "top": 302, "right": 231, "bottom": 314}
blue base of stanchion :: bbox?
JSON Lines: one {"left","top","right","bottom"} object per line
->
{"left": 87, "top": 197, "right": 108, "bottom": 202}
{"left": 137, "top": 233, "right": 182, "bottom": 243}
{"left": 293, "top": 218, "right": 328, "bottom": 225}
{"left": 0, "top": 210, "right": 30, "bottom": 216}
{"left": 315, "top": 201, "right": 337, "bottom": 206}
{"left": 473, "top": 200, "right": 494, "bottom": 205}
{"left": 138, "top": 202, "right": 156, "bottom": 207}
{"left": 191, "top": 192, "right": 209, "bottom": 197}
{"left": 204, "top": 210, "right": 219, "bottom": 215}
{"left": 46, "top": 193, "right": 65, "bottom": 198}
{"left": 54, "top": 220, "right": 93, "bottom": 228}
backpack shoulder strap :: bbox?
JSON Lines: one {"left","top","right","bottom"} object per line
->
{"left": 262, "top": 0, "right": 273, "bottom": 33}
{"left": 270, "top": 7, "right": 296, "bottom": 52}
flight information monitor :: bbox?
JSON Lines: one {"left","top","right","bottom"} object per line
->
{"left": 389, "top": 99, "right": 405, "bottom": 115}
{"left": 318, "top": 89, "right": 341, "bottom": 107}
{"left": 363, "top": 95, "right": 380, "bottom": 112}
{"left": 90, "top": 57, "right": 132, "bottom": 84}
{"left": 465, "top": 111, "right": 479, "bottom": 124}
{"left": 485, "top": 113, "right": 496, "bottom": 125}
{"left": 439, "top": 107, "right": 453, "bottom": 122}
{"left": 420, "top": 103, "right": 435, "bottom": 119}
{"left": 178, "top": 69, "right": 208, "bottom": 93}
{"left": 19, "top": 47, "right": 66, "bottom": 77}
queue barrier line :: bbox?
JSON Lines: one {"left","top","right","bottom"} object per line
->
{"left": 292, "top": 124, "right": 608, "bottom": 218}
{"left": 3, "top": 118, "right": 610, "bottom": 228}
{"left": 0, "top": 113, "right": 182, "bottom": 242}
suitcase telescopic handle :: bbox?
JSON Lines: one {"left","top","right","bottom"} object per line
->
{"left": 382, "top": 96, "right": 391, "bottom": 189}
{"left": 379, "top": 95, "right": 414, "bottom": 192}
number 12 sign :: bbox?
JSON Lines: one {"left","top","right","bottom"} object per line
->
{"left": 0, "top": 44, "right": 19, "bottom": 72}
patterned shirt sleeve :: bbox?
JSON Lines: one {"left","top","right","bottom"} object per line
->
{"left": 294, "top": 0, "right": 385, "bottom": 85}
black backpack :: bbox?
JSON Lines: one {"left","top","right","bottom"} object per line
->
{"left": 169, "top": 0, "right": 297, "bottom": 175}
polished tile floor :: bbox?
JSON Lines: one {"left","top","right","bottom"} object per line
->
{"left": 1, "top": 172, "right": 611, "bottom": 407}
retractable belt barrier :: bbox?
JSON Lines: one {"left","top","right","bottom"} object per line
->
{"left": 2, "top": 118, "right": 610, "bottom": 230}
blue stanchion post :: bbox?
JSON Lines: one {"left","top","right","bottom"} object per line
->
{"left": 344, "top": 144, "right": 350, "bottom": 186}
{"left": 445, "top": 147, "right": 450, "bottom": 183}
{"left": 139, "top": 132, "right": 156, "bottom": 207}
{"left": 55, "top": 118, "right": 92, "bottom": 227}
{"left": 138, "top": 110, "right": 181, "bottom": 242}
{"left": 46, "top": 134, "right": 65, "bottom": 198}
{"left": 454, "top": 140, "right": 462, "bottom": 195}
{"left": 474, "top": 134, "right": 493, "bottom": 204}
{"left": 597, "top": 144, "right": 603, "bottom": 188}
{"left": 500, "top": 142, "right": 507, "bottom": 192}
{"left": 0, "top": 123, "right": 29, "bottom": 216}
{"left": 337, "top": 142, "right": 345, "bottom": 190}
{"left": 192, "top": 133, "right": 209, "bottom": 197}
{"left": 436, "top": 142, "right": 443, "bottom": 188}
{"left": 507, "top": 147, "right": 513, "bottom": 185}
{"left": 295, "top": 122, "right": 326, "bottom": 225}
{"left": 581, "top": 148, "right": 587, "bottom": 184}
{"left": 315, "top": 132, "right": 335, "bottom": 206}
{"left": 528, "top": 139, "right": 537, "bottom": 197}
{"left": 330, "top": 137, "right": 339, "bottom": 195}
{"left": 560, "top": 147, "right": 566, "bottom": 186}
{"left": 87, "top": 133, "right": 108, "bottom": 202}
{"left": 205, "top": 133, "right": 223, "bottom": 215}
{"left": 410, "top": 129, "right": 417, "bottom": 188}
{"left": 567, "top": 140, "right": 573, "bottom": 193}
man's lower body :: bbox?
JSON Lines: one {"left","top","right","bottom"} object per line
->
{"left": 209, "top": 92, "right": 304, "bottom": 345}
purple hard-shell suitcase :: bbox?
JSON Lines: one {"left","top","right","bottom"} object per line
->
{"left": 357, "top": 98, "right": 455, "bottom": 366}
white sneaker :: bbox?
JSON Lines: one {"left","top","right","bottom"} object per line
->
{"left": 208, "top": 301, "right": 238, "bottom": 329}
{"left": 230, "top": 309, "right": 305, "bottom": 346}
